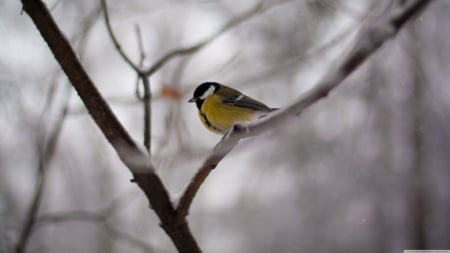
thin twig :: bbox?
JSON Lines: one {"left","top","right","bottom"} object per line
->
{"left": 38, "top": 211, "right": 105, "bottom": 225}
{"left": 101, "top": 0, "right": 141, "bottom": 73}
{"left": 175, "top": 0, "right": 434, "bottom": 218}
{"left": 100, "top": 0, "right": 152, "bottom": 159}
{"left": 133, "top": 24, "right": 152, "bottom": 154}
{"left": 15, "top": 155, "right": 45, "bottom": 253}
{"left": 143, "top": 0, "right": 291, "bottom": 76}
{"left": 142, "top": 75, "right": 152, "bottom": 154}
{"left": 135, "top": 24, "right": 146, "bottom": 68}
{"left": 134, "top": 24, "right": 145, "bottom": 99}
{"left": 15, "top": 85, "right": 71, "bottom": 253}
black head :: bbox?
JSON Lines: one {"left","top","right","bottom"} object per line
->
{"left": 188, "top": 82, "right": 219, "bottom": 109}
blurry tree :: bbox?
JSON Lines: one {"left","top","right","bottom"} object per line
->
{"left": 0, "top": 0, "right": 447, "bottom": 252}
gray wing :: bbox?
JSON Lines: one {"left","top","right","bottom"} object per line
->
{"left": 222, "top": 94, "right": 276, "bottom": 112}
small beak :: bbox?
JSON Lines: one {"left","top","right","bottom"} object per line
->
{"left": 188, "top": 97, "right": 197, "bottom": 103}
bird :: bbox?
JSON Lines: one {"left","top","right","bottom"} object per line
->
{"left": 188, "top": 82, "right": 277, "bottom": 134}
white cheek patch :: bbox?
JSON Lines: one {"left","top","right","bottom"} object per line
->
{"left": 200, "top": 85, "right": 215, "bottom": 99}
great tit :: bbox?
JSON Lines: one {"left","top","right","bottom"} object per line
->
{"left": 188, "top": 82, "right": 277, "bottom": 134}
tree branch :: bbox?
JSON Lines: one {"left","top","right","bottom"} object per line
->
{"left": 176, "top": 0, "right": 434, "bottom": 218}
{"left": 134, "top": 26, "right": 152, "bottom": 154}
{"left": 14, "top": 85, "right": 71, "bottom": 253}
{"left": 141, "top": 75, "right": 152, "bottom": 153}
{"left": 20, "top": 0, "right": 200, "bottom": 252}
{"left": 100, "top": 0, "right": 141, "bottom": 73}
{"left": 102, "top": 1, "right": 153, "bottom": 154}
{"left": 143, "top": 1, "right": 289, "bottom": 76}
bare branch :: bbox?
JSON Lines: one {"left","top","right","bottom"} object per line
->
{"left": 133, "top": 24, "right": 152, "bottom": 154}
{"left": 141, "top": 75, "right": 152, "bottom": 154}
{"left": 101, "top": 0, "right": 141, "bottom": 73}
{"left": 103, "top": 4, "right": 152, "bottom": 154}
{"left": 143, "top": 1, "right": 290, "bottom": 76}
{"left": 176, "top": 0, "right": 434, "bottom": 218}
{"left": 21, "top": 0, "right": 200, "bottom": 252}
{"left": 37, "top": 211, "right": 105, "bottom": 225}
{"left": 135, "top": 24, "right": 146, "bottom": 68}
{"left": 134, "top": 25, "right": 145, "bottom": 99}
{"left": 15, "top": 84, "right": 71, "bottom": 253}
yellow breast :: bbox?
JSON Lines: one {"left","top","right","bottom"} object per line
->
{"left": 199, "top": 94, "right": 256, "bottom": 134}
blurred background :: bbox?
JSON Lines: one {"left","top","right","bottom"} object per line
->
{"left": 1, "top": 0, "right": 450, "bottom": 252}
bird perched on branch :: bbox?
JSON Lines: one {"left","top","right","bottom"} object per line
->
{"left": 188, "top": 82, "right": 277, "bottom": 134}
